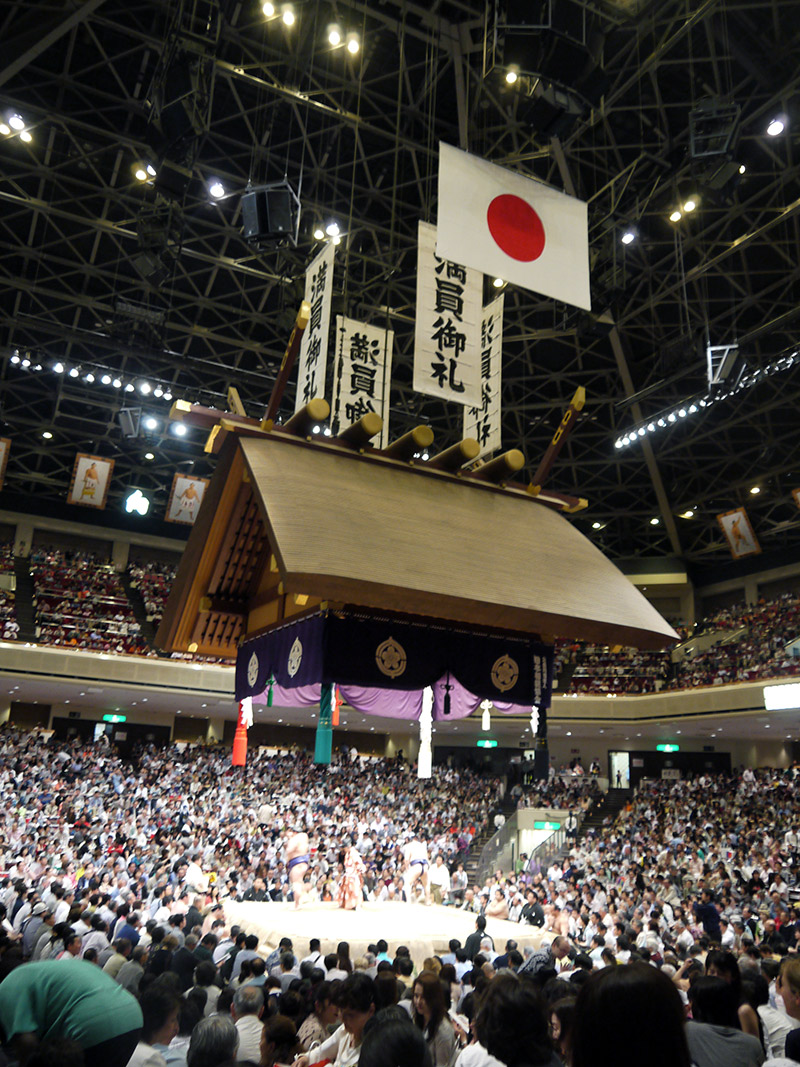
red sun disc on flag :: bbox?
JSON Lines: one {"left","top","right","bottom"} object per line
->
{"left": 487, "top": 194, "right": 546, "bottom": 262}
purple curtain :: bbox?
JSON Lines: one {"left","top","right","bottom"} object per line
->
{"left": 256, "top": 677, "right": 533, "bottom": 722}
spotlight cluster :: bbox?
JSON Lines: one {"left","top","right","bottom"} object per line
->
{"left": 615, "top": 351, "right": 798, "bottom": 450}
{"left": 49, "top": 361, "right": 175, "bottom": 400}
{"left": 263, "top": 4, "right": 360, "bottom": 51}
{"left": 0, "top": 114, "right": 32, "bottom": 142}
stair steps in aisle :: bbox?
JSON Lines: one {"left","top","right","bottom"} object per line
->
{"left": 12, "top": 557, "right": 37, "bottom": 642}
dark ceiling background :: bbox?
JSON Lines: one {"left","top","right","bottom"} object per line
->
{"left": 1, "top": 0, "right": 799, "bottom": 576}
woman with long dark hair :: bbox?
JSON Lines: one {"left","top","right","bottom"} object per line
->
{"left": 412, "top": 971, "right": 455, "bottom": 1067}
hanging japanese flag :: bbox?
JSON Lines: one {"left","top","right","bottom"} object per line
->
{"left": 436, "top": 143, "right": 591, "bottom": 311}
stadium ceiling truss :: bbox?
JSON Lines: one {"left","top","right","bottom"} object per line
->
{"left": 1, "top": 0, "right": 800, "bottom": 573}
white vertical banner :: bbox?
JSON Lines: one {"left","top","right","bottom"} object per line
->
{"left": 418, "top": 686, "right": 433, "bottom": 779}
{"left": 463, "top": 293, "right": 504, "bottom": 457}
{"left": 331, "top": 316, "right": 394, "bottom": 447}
{"left": 413, "top": 221, "right": 482, "bottom": 407}
{"left": 295, "top": 242, "right": 335, "bottom": 412}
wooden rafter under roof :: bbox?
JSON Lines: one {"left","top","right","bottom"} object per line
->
{"left": 157, "top": 426, "right": 679, "bottom": 659}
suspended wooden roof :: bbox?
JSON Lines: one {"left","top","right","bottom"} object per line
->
{"left": 157, "top": 425, "right": 678, "bottom": 659}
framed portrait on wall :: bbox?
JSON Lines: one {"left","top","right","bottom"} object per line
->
{"left": 67, "top": 454, "right": 114, "bottom": 509}
{"left": 0, "top": 438, "right": 9, "bottom": 492}
{"left": 717, "top": 507, "right": 761, "bottom": 559}
{"left": 165, "top": 473, "right": 209, "bottom": 525}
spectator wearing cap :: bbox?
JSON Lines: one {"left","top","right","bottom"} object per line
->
{"left": 22, "top": 903, "right": 49, "bottom": 957}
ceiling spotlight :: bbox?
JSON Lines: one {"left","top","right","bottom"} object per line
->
{"left": 68, "top": 367, "right": 79, "bottom": 378}
{"left": 346, "top": 34, "right": 359, "bottom": 54}
{"left": 139, "top": 381, "right": 152, "bottom": 394}
{"left": 84, "top": 372, "right": 95, "bottom": 383}
{"left": 154, "top": 386, "right": 163, "bottom": 397}
{"left": 262, "top": 1, "right": 275, "bottom": 13}
{"left": 135, "top": 168, "right": 147, "bottom": 181}
{"left": 332, "top": 235, "right": 341, "bottom": 245}
{"left": 681, "top": 510, "right": 694, "bottom": 519}
{"left": 592, "top": 521, "right": 603, "bottom": 530}
{"left": 144, "top": 452, "right": 155, "bottom": 461}
{"left": 146, "top": 163, "right": 156, "bottom": 177}
{"left": 209, "top": 180, "right": 225, "bottom": 199}
{"left": 112, "top": 378, "right": 122, "bottom": 389}
{"left": 0, "top": 123, "right": 9, "bottom": 136}
{"left": 173, "top": 423, "right": 188, "bottom": 437}
{"left": 312, "top": 425, "right": 321, "bottom": 435}
{"left": 493, "top": 277, "right": 504, "bottom": 288}
{"left": 669, "top": 210, "right": 682, "bottom": 222}
{"left": 42, "top": 431, "right": 53, "bottom": 440}
{"left": 767, "top": 118, "right": 785, "bottom": 137}
{"left": 505, "top": 68, "right": 518, "bottom": 84}
{"left": 144, "top": 417, "right": 159, "bottom": 431}
{"left": 738, "top": 163, "right": 746, "bottom": 174}
{"left": 325, "top": 221, "right": 340, "bottom": 237}
{"left": 19, "top": 131, "right": 32, "bottom": 143}
{"left": 328, "top": 25, "right": 341, "bottom": 45}
{"left": 282, "top": 6, "right": 295, "bottom": 26}
{"left": 124, "top": 489, "right": 150, "bottom": 516}
{"left": 163, "top": 391, "right": 172, "bottom": 401}
{"left": 683, "top": 198, "right": 697, "bottom": 212}
{"left": 313, "top": 227, "right": 324, "bottom": 240}
{"left": 124, "top": 383, "right": 135, "bottom": 393}
{"left": 9, "top": 115, "right": 24, "bottom": 131}
{"left": 621, "top": 229, "right": 636, "bottom": 245}
{"left": 650, "top": 517, "right": 660, "bottom": 526}
{"left": 750, "top": 485, "right": 761, "bottom": 495}
{"left": 101, "top": 374, "right": 112, "bottom": 385}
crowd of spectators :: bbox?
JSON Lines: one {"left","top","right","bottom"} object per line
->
{"left": 128, "top": 560, "right": 179, "bottom": 629}
{"left": 5, "top": 541, "right": 800, "bottom": 691}
{"left": 555, "top": 592, "right": 800, "bottom": 696}
{"left": 0, "top": 542, "right": 19, "bottom": 642}
{"left": 29, "top": 547, "right": 151, "bottom": 656}
{"left": 1, "top": 728, "right": 800, "bottom": 1064}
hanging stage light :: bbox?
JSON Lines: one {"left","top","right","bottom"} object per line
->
{"left": 615, "top": 350, "right": 798, "bottom": 450}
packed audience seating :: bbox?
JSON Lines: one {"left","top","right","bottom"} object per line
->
{"left": 557, "top": 591, "right": 800, "bottom": 695}
{"left": 30, "top": 547, "right": 151, "bottom": 656}
{"left": 0, "top": 727, "right": 799, "bottom": 1064}
{"left": 5, "top": 537, "right": 800, "bottom": 690}
{"left": 128, "top": 560, "right": 178, "bottom": 628}
{"left": 0, "top": 542, "right": 19, "bottom": 642}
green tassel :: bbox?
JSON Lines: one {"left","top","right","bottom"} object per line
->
{"left": 267, "top": 676, "right": 274, "bottom": 707}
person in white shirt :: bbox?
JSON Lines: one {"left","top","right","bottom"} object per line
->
{"left": 232, "top": 984, "right": 264, "bottom": 1063}
{"left": 428, "top": 856, "right": 451, "bottom": 906}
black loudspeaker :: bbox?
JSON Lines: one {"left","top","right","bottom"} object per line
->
{"left": 241, "top": 188, "right": 296, "bottom": 242}
{"left": 533, "top": 738, "right": 549, "bottom": 780}
{"left": 241, "top": 190, "right": 267, "bottom": 240}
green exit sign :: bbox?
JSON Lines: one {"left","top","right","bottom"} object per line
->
{"left": 476, "top": 739, "right": 498, "bottom": 748}
{"left": 656, "top": 743, "right": 679, "bottom": 752}
{"left": 102, "top": 714, "right": 127, "bottom": 723}
{"left": 533, "top": 821, "right": 561, "bottom": 831}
